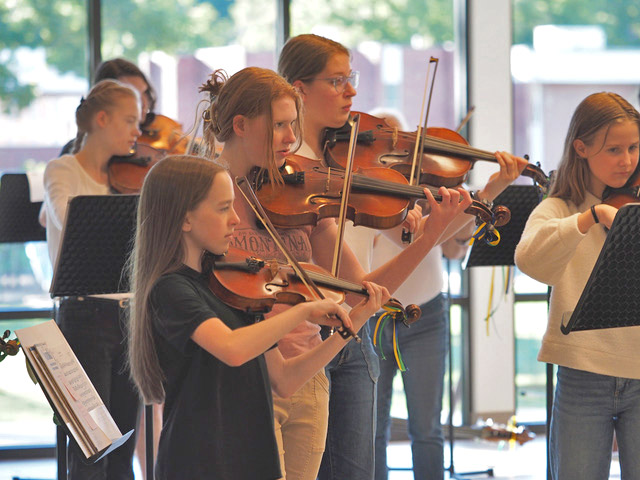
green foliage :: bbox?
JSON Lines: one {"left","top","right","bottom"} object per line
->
{"left": 0, "top": 243, "right": 32, "bottom": 275}
{"left": 513, "top": 0, "right": 640, "bottom": 47}
{"left": 2, "top": 0, "right": 640, "bottom": 112}
{"left": 0, "top": 0, "right": 234, "bottom": 111}
{"left": 293, "top": 0, "right": 454, "bottom": 47}
{"left": 0, "top": 61, "right": 36, "bottom": 113}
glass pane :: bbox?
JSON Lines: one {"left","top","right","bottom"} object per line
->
{"left": 0, "top": 0, "right": 88, "bottom": 169}
{"left": 511, "top": 0, "right": 640, "bottom": 425}
{"left": 0, "top": 243, "right": 52, "bottom": 310}
{"left": 0, "top": 319, "right": 56, "bottom": 447}
{"left": 443, "top": 258, "right": 464, "bottom": 297}
{"left": 387, "top": 303, "right": 464, "bottom": 429}
{"left": 512, "top": 2, "right": 640, "bottom": 175}
{"left": 290, "top": 0, "right": 458, "bottom": 131}
{"left": 0, "top": 0, "right": 77, "bottom": 448}
{"left": 102, "top": 0, "right": 278, "bottom": 144}
{"left": 513, "top": 266, "right": 547, "bottom": 295}
{"left": 446, "top": 303, "right": 463, "bottom": 426}
{"left": 513, "top": 301, "right": 548, "bottom": 423}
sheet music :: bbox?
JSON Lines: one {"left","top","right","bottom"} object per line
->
{"left": 15, "top": 320, "right": 123, "bottom": 458}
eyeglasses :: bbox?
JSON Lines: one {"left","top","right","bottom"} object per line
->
{"left": 306, "top": 71, "right": 360, "bottom": 94}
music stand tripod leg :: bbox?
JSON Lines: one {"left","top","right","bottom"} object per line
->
{"left": 57, "top": 425, "right": 67, "bottom": 479}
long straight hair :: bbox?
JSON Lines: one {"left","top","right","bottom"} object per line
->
{"left": 199, "top": 67, "right": 303, "bottom": 186}
{"left": 127, "top": 155, "right": 227, "bottom": 404}
{"left": 549, "top": 92, "right": 640, "bottom": 206}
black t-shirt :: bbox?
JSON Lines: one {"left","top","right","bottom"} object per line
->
{"left": 150, "top": 265, "right": 281, "bottom": 480}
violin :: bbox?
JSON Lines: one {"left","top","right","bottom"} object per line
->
{"left": 108, "top": 114, "right": 190, "bottom": 193}
{"left": 203, "top": 246, "right": 421, "bottom": 326}
{"left": 252, "top": 155, "right": 511, "bottom": 230}
{"left": 0, "top": 330, "right": 20, "bottom": 363}
{"left": 602, "top": 167, "right": 640, "bottom": 209}
{"left": 467, "top": 421, "right": 536, "bottom": 446}
{"left": 138, "top": 113, "right": 190, "bottom": 154}
{"left": 323, "top": 111, "right": 549, "bottom": 191}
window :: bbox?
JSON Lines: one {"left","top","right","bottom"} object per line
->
{"left": 511, "top": 0, "right": 640, "bottom": 422}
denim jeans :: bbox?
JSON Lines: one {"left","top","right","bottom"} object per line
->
{"left": 550, "top": 366, "right": 640, "bottom": 480}
{"left": 373, "top": 293, "right": 448, "bottom": 480}
{"left": 57, "top": 297, "right": 141, "bottom": 480}
{"left": 318, "top": 321, "right": 380, "bottom": 480}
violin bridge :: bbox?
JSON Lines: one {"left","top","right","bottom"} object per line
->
{"left": 268, "top": 260, "right": 279, "bottom": 281}
{"left": 325, "top": 167, "right": 331, "bottom": 193}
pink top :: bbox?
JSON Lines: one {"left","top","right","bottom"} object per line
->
{"left": 230, "top": 188, "right": 333, "bottom": 358}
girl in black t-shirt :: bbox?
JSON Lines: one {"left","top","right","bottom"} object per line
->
{"left": 127, "top": 155, "right": 389, "bottom": 479}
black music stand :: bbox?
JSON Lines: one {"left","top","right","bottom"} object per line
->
{"left": 49, "top": 194, "right": 153, "bottom": 479}
{"left": 465, "top": 185, "right": 542, "bottom": 268}
{"left": 561, "top": 203, "right": 640, "bottom": 335}
{"left": 0, "top": 173, "right": 46, "bottom": 243}
{"left": 451, "top": 185, "right": 541, "bottom": 478}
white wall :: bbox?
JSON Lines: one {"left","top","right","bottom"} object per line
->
{"left": 467, "top": 0, "right": 516, "bottom": 422}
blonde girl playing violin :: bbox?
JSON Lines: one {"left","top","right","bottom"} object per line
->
{"left": 40, "top": 79, "right": 142, "bottom": 479}
{"left": 127, "top": 154, "right": 389, "bottom": 480}
{"left": 516, "top": 92, "right": 640, "bottom": 480}
{"left": 199, "top": 66, "right": 471, "bottom": 480}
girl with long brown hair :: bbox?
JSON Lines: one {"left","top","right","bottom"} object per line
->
{"left": 127, "top": 154, "right": 389, "bottom": 479}
{"left": 516, "top": 92, "right": 640, "bottom": 479}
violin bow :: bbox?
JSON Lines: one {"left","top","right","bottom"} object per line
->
{"left": 235, "top": 176, "right": 360, "bottom": 342}
{"left": 456, "top": 106, "right": 475, "bottom": 134}
{"left": 403, "top": 56, "right": 439, "bottom": 243}
{"left": 331, "top": 113, "right": 361, "bottom": 278}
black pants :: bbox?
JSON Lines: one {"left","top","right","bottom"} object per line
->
{"left": 56, "top": 296, "right": 141, "bottom": 480}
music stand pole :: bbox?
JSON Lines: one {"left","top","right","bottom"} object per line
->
{"left": 446, "top": 258, "right": 494, "bottom": 479}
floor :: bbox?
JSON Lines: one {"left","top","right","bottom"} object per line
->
{"left": 0, "top": 436, "right": 622, "bottom": 480}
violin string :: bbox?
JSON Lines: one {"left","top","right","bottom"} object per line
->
{"left": 377, "top": 128, "right": 496, "bottom": 160}
{"left": 352, "top": 173, "right": 439, "bottom": 199}
{"left": 277, "top": 262, "right": 365, "bottom": 293}
{"left": 305, "top": 270, "right": 367, "bottom": 294}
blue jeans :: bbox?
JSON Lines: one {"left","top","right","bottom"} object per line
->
{"left": 550, "top": 366, "right": 640, "bottom": 480}
{"left": 57, "top": 297, "right": 141, "bottom": 480}
{"left": 318, "top": 321, "right": 380, "bottom": 480}
{"left": 373, "top": 293, "right": 448, "bottom": 480}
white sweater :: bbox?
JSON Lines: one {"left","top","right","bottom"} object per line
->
{"left": 41, "top": 155, "right": 109, "bottom": 269}
{"left": 515, "top": 192, "right": 640, "bottom": 379}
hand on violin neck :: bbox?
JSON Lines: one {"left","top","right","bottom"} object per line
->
{"left": 303, "top": 299, "right": 353, "bottom": 331}
{"left": 482, "top": 151, "right": 530, "bottom": 200}
{"left": 350, "top": 281, "right": 391, "bottom": 330}
{"left": 415, "top": 187, "right": 473, "bottom": 246}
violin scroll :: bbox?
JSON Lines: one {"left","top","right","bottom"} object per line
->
{"left": 0, "top": 330, "right": 20, "bottom": 363}
{"left": 398, "top": 301, "right": 422, "bottom": 326}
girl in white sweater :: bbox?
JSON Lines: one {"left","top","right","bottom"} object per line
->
{"left": 41, "top": 79, "right": 142, "bottom": 479}
{"left": 515, "top": 92, "right": 640, "bottom": 480}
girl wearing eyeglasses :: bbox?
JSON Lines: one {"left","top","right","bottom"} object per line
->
{"left": 197, "top": 64, "right": 470, "bottom": 480}
{"left": 279, "top": 33, "right": 528, "bottom": 480}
